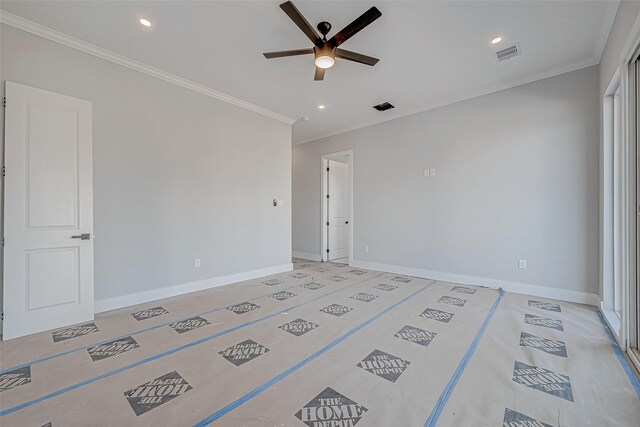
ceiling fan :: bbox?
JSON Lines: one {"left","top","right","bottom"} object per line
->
{"left": 263, "top": 1, "right": 382, "bottom": 81}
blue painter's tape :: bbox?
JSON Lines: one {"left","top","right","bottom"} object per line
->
{"left": 0, "top": 273, "right": 385, "bottom": 417}
{"left": 1, "top": 280, "right": 311, "bottom": 374}
{"left": 193, "top": 281, "right": 435, "bottom": 426}
{"left": 424, "top": 288, "right": 504, "bottom": 427}
{"left": 596, "top": 309, "right": 640, "bottom": 399}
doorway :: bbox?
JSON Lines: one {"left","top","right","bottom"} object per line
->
{"left": 321, "top": 151, "right": 353, "bottom": 264}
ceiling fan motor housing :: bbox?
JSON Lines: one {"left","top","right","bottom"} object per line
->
{"left": 317, "top": 21, "right": 332, "bottom": 38}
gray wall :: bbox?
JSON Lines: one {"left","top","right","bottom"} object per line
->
{"left": 293, "top": 66, "right": 599, "bottom": 296}
{"left": 0, "top": 24, "right": 292, "bottom": 304}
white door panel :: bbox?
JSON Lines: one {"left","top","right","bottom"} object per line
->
{"left": 3, "top": 81, "right": 94, "bottom": 340}
{"left": 328, "top": 160, "right": 349, "bottom": 260}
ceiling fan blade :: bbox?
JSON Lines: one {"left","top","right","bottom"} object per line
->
{"left": 327, "top": 6, "right": 382, "bottom": 47}
{"left": 314, "top": 67, "right": 326, "bottom": 81}
{"left": 335, "top": 48, "right": 379, "bottom": 66}
{"left": 263, "top": 48, "right": 314, "bottom": 59}
{"left": 280, "top": 1, "right": 323, "bottom": 47}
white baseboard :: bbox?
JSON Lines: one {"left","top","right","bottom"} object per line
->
{"left": 292, "top": 251, "right": 322, "bottom": 262}
{"left": 350, "top": 259, "right": 600, "bottom": 306}
{"left": 95, "top": 263, "right": 293, "bottom": 313}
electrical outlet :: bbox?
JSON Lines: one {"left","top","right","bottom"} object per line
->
{"left": 423, "top": 169, "right": 430, "bottom": 177}
{"left": 518, "top": 259, "right": 527, "bottom": 269}
{"left": 364, "top": 244, "right": 369, "bottom": 253}
{"left": 194, "top": 258, "right": 201, "bottom": 268}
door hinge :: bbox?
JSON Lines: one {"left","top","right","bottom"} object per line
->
{"left": 2, "top": 97, "right": 5, "bottom": 108}
{"left": 326, "top": 221, "right": 329, "bottom": 226}
{"left": 1, "top": 166, "right": 4, "bottom": 177}
{"left": 326, "top": 194, "right": 329, "bottom": 199}
{"left": 326, "top": 167, "right": 330, "bottom": 171}
{"left": 326, "top": 249, "right": 330, "bottom": 253}
{"left": 1, "top": 238, "right": 4, "bottom": 248}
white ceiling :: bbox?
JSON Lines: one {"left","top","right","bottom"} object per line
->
{"left": 1, "top": 1, "right": 618, "bottom": 143}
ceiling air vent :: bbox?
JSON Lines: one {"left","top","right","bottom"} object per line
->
{"left": 496, "top": 43, "right": 521, "bottom": 62}
{"left": 373, "top": 102, "right": 395, "bottom": 111}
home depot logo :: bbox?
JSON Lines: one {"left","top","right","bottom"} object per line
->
{"left": 218, "top": 339, "right": 269, "bottom": 366}
{"left": 271, "top": 291, "right": 296, "bottom": 301}
{"left": 374, "top": 283, "right": 397, "bottom": 292}
{"left": 52, "top": 322, "right": 99, "bottom": 342}
{"left": 519, "top": 332, "right": 567, "bottom": 358}
{"left": 351, "top": 293, "right": 378, "bottom": 302}
{"left": 503, "top": 408, "right": 553, "bottom": 427}
{"left": 169, "top": 316, "right": 211, "bottom": 334}
{"left": 524, "top": 314, "right": 564, "bottom": 331}
{"left": 0, "top": 366, "right": 31, "bottom": 392}
{"left": 357, "top": 349, "right": 411, "bottom": 382}
{"left": 528, "top": 300, "right": 561, "bottom": 312}
{"left": 451, "top": 286, "right": 476, "bottom": 294}
{"left": 419, "top": 308, "right": 454, "bottom": 323}
{"left": 131, "top": 307, "right": 169, "bottom": 321}
{"left": 279, "top": 318, "right": 319, "bottom": 336}
{"left": 348, "top": 270, "right": 367, "bottom": 275}
{"left": 394, "top": 325, "right": 437, "bottom": 347}
{"left": 227, "top": 302, "right": 260, "bottom": 314}
{"left": 124, "top": 371, "right": 192, "bottom": 416}
{"left": 437, "top": 296, "right": 467, "bottom": 307}
{"left": 320, "top": 304, "right": 353, "bottom": 317}
{"left": 512, "top": 361, "right": 573, "bottom": 401}
{"left": 87, "top": 336, "right": 140, "bottom": 361}
{"left": 295, "top": 387, "right": 367, "bottom": 427}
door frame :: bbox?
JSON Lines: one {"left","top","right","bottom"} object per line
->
{"left": 601, "top": 15, "right": 640, "bottom": 373}
{"left": 321, "top": 150, "right": 353, "bottom": 264}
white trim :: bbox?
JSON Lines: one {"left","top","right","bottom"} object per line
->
{"left": 292, "top": 251, "right": 322, "bottom": 261}
{"left": 321, "top": 150, "right": 354, "bottom": 264}
{"left": 629, "top": 348, "right": 640, "bottom": 375}
{"left": 600, "top": 302, "right": 623, "bottom": 347}
{"left": 0, "top": 11, "right": 295, "bottom": 125}
{"left": 350, "top": 259, "right": 600, "bottom": 306}
{"left": 294, "top": 59, "right": 599, "bottom": 145}
{"left": 95, "top": 263, "right": 293, "bottom": 313}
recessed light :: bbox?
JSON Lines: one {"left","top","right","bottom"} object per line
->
{"left": 139, "top": 18, "right": 151, "bottom": 27}
{"left": 318, "top": 105, "right": 325, "bottom": 110}
{"left": 491, "top": 36, "right": 502, "bottom": 44}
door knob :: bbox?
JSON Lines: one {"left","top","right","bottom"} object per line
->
{"left": 71, "top": 233, "right": 91, "bottom": 240}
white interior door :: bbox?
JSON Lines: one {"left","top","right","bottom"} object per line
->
{"left": 3, "top": 81, "right": 94, "bottom": 340}
{"left": 328, "top": 160, "right": 349, "bottom": 260}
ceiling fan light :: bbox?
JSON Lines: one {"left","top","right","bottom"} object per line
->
{"left": 314, "top": 45, "right": 336, "bottom": 69}
{"left": 315, "top": 56, "right": 335, "bottom": 69}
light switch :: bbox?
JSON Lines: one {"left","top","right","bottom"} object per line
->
{"left": 277, "top": 199, "right": 284, "bottom": 207}
{"left": 430, "top": 168, "right": 436, "bottom": 177}
{"left": 424, "top": 169, "right": 430, "bottom": 177}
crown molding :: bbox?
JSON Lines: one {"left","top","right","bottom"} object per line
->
{"left": 594, "top": 1, "right": 620, "bottom": 64}
{"left": 0, "top": 11, "right": 296, "bottom": 125}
